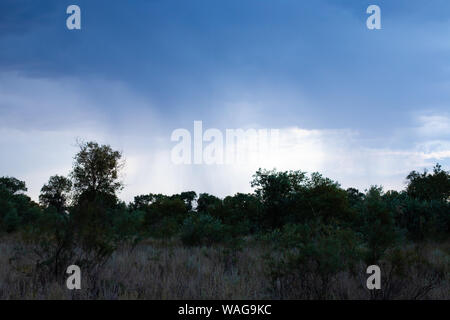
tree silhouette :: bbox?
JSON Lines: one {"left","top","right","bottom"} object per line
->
{"left": 39, "top": 175, "right": 72, "bottom": 213}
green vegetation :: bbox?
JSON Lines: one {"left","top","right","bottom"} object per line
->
{"left": 0, "top": 141, "right": 448, "bottom": 299}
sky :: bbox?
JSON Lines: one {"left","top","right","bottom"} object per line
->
{"left": 1, "top": 0, "right": 449, "bottom": 202}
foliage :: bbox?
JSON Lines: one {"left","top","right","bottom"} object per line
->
{"left": 39, "top": 175, "right": 72, "bottom": 212}
{"left": 0, "top": 177, "right": 39, "bottom": 233}
{"left": 180, "top": 213, "right": 229, "bottom": 246}
{"left": 265, "top": 222, "right": 361, "bottom": 299}
{"left": 406, "top": 163, "right": 450, "bottom": 202}
{"left": 131, "top": 193, "right": 192, "bottom": 238}
{"left": 251, "top": 169, "right": 354, "bottom": 229}
{"left": 71, "top": 141, "right": 124, "bottom": 196}
{"left": 22, "top": 142, "right": 136, "bottom": 286}
{"left": 358, "top": 186, "right": 402, "bottom": 265}
{"left": 222, "top": 193, "right": 263, "bottom": 234}
{"left": 369, "top": 245, "right": 448, "bottom": 299}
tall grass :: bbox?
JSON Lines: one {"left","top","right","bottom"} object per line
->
{"left": 0, "top": 236, "right": 448, "bottom": 300}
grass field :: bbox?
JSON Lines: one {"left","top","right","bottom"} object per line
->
{"left": 1, "top": 236, "right": 448, "bottom": 300}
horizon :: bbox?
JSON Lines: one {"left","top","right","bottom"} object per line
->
{"left": 6, "top": 140, "right": 444, "bottom": 204}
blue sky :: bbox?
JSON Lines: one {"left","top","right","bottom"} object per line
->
{"left": 1, "top": 0, "right": 449, "bottom": 201}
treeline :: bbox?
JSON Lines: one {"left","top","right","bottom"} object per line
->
{"left": 0, "top": 141, "right": 449, "bottom": 294}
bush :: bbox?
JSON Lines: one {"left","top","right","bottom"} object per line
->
{"left": 367, "top": 245, "right": 448, "bottom": 299}
{"left": 133, "top": 194, "right": 190, "bottom": 239}
{"left": 387, "top": 193, "right": 450, "bottom": 241}
{"left": 358, "top": 186, "right": 402, "bottom": 265}
{"left": 180, "top": 213, "right": 229, "bottom": 246}
{"left": 265, "top": 222, "right": 361, "bottom": 299}
{"left": 0, "top": 177, "right": 39, "bottom": 233}
{"left": 23, "top": 206, "right": 74, "bottom": 283}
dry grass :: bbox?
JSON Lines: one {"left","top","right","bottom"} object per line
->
{"left": 0, "top": 236, "right": 448, "bottom": 300}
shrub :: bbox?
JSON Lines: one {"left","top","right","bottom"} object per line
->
{"left": 266, "top": 222, "right": 361, "bottom": 299}
{"left": 367, "top": 245, "right": 448, "bottom": 300}
{"left": 23, "top": 206, "right": 74, "bottom": 283}
{"left": 358, "top": 186, "right": 402, "bottom": 265}
{"left": 387, "top": 194, "right": 450, "bottom": 241}
{"left": 180, "top": 213, "right": 229, "bottom": 246}
{"left": 0, "top": 177, "right": 39, "bottom": 233}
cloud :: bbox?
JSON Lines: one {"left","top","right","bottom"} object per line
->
{"left": 416, "top": 113, "right": 450, "bottom": 137}
{"left": 0, "top": 72, "right": 165, "bottom": 201}
{"left": 2, "top": 120, "right": 449, "bottom": 203}
{"left": 124, "top": 124, "right": 450, "bottom": 202}
{"left": 1, "top": 72, "right": 449, "bottom": 202}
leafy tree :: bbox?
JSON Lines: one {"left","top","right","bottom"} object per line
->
{"left": 197, "top": 193, "right": 224, "bottom": 216}
{"left": 222, "top": 193, "right": 263, "bottom": 234}
{"left": 23, "top": 176, "right": 74, "bottom": 279}
{"left": 39, "top": 175, "right": 72, "bottom": 212}
{"left": 131, "top": 193, "right": 193, "bottom": 238}
{"left": 0, "top": 177, "right": 39, "bottom": 233}
{"left": 69, "top": 142, "right": 131, "bottom": 272}
{"left": 179, "top": 191, "right": 197, "bottom": 211}
{"left": 70, "top": 192, "right": 125, "bottom": 271}
{"left": 406, "top": 163, "right": 450, "bottom": 202}
{"left": 26, "top": 142, "right": 133, "bottom": 287}
{"left": 144, "top": 195, "right": 188, "bottom": 238}
{"left": 384, "top": 190, "right": 449, "bottom": 241}
{"left": 359, "top": 186, "right": 402, "bottom": 264}
{"left": 180, "top": 213, "right": 229, "bottom": 246}
{"left": 71, "top": 141, "right": 124, "bottom": 197}
{"left": 0, "top": 177, "right": 27, "bottom": 194}
{"left": 251, "top": 169, "right": 352, "bottom": 229}
{"left": 300, "top": 172, "right": 353, "bottom": 224}
{"left": 27, "top": 205, "right": 74, "bottom": 280}
{"left": 346, "top": 188, "right": 364, "bottom": 208}
{"left": 251, "top": 169, "right": 308, "bottom": 229}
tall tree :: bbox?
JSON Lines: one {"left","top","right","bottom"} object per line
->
{"left": 0, "top": 177, "right": 38, "bottom": 232}
{"left": 39, "top": 175, "right": 72, "bottom": 213}
{"left": 71, "top": 141, "right": 124, "bottom": 197}
{"left": 406, "top": 163, "right": 450, "bottom": 202}
{"left": 0, "top": 177, "right": 27, "bottom": 195}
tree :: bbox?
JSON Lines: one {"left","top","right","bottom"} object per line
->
{"left": 251, "top": 169, "right": 308, "bottom": 229}
{"left": 0, "top": 177, "right": 27, "bottom": 194}
{"left": 39, "top": 175, "right": 72, "bottom": 212}
{"left": 251, "top": 169, "right": 352, "bottom": 228}
{"left": 143, "top": 195, "right": 188, "bottom": 238}
{"left": 301, "top": 172, "right": 353, "bottom": 224}
{"left": 197, "top": 193, "right": 224, "bottom": 216}
{"left": 406, "top": 163, "right": 450, "bottom": 202}
{"left": 71, "top": 141, "right": 124, "bottom": 197}
{"left": 68, "top": 142, "right": 129, "bottom": 281}
{"left": 360, "top": 186, "right": 401, "bottom": 264}
{"left": 179, "top": 191, "right": 197, "bottom": 211}
{"left": 180, "top": 213, "right": 229, "bottom": 246}
{"left": 25, "top": 141, "right": 131, "bottom": 288}
{"left": 222, "top": 193, "right": 263, "bottom": 234}
{"left": 0, "top": 177, "right": 38, "bottom": 233}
